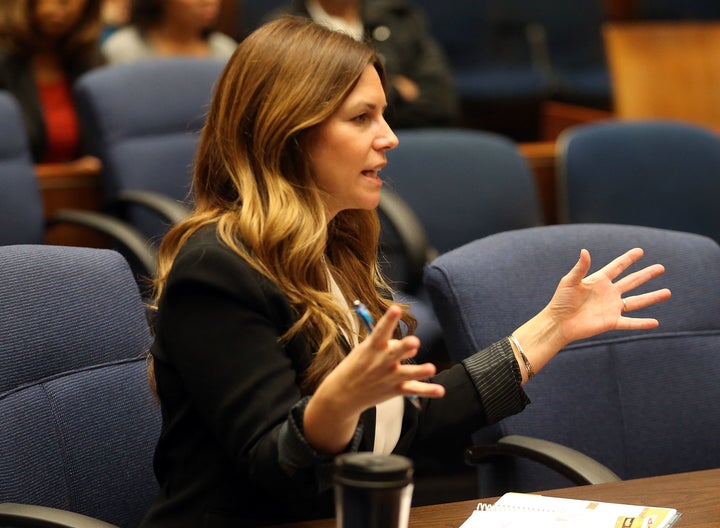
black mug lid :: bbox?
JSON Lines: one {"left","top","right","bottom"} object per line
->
{"left": 334, "top": 453, "right": 413, "bottom": 485}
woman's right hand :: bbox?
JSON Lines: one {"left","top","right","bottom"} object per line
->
{"left": 330, "top": 304, "right": 444, "bottom": 412}
{"left": 303, "top": 305, "right": 444, "bottom": 454}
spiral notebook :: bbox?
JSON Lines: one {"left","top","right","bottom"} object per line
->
{"left": 459, "top": 492, "right": 682, "bottom": 528}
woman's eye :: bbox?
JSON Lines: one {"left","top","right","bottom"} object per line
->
{"left": 352, "top": 113, "right": 369, "bottom": 123}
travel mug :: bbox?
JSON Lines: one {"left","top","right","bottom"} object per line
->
{"left": 333, "top": 452, "right": 414, "bottom": 528}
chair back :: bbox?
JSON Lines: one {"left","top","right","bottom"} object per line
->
{"left": 0, "top": 357, "right": 161, "bottom": 528}
{"left": 424, "top": 224, "right": 720, "bottom": 494}
{"left": 557, "top": 119, "right": 720, "bottom": 243}
{"left": 378, "top": 129, "right": 541, "bottom": 363}
{"left": 383, "top": 128, "right": 542, "bottom": 258}
{"left": 0, "top": 245, "right": 153, "bottom": 394}
{"left": 416, "top": 0, "right": 608, "bottom": 106}
{"left": 74, "top": 58, "right": 225, "bottom": 239}
{"left": 517, "top": 0, "right": 610, "bottom": 106}
{"left": 414, "top": 0, "right": 550, "bottom": 101}
{"left": 604, "top": 22, "right": 720, "bottom": 127}
{"left": 0, "top": 92, "right": 45, "bottom": 245}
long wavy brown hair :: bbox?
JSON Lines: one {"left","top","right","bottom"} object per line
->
{"left": 0, "top": 0, "right": 104, "bottom": 75}
{"left": 153, "top": 16, "right": 415, "bottom": 393}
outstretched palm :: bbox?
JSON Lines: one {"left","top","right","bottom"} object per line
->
{"left": 547, "top": 248, "right": 671, "bottom": 344}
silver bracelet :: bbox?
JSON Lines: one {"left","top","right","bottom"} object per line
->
{"left": 509, "top": 333, "right": 535, "bottom": 380}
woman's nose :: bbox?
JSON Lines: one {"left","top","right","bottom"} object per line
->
{"left": 375, "top": 120, "right": 399, "bottom": 151}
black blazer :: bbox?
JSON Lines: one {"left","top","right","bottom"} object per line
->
{"left": 141, "top": 225, "right": 525, "bottom": 527}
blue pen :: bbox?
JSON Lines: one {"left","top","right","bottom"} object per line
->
{"left": 353, "top": 300, "right": 375, "bottom": 332}
{"left": 352, "top": 300, "right": 423, "bottom": 411}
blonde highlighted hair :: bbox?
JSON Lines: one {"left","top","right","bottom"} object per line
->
{"left": 153, "top": 16, "right": 415, "bottom": 392}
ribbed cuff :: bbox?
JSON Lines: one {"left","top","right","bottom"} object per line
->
{"left": 461, "top": 339, "right": 530, "bottom": 424}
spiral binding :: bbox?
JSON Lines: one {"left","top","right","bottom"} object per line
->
{"left": 475, "top": 502, "right": 556, "bottom": 513}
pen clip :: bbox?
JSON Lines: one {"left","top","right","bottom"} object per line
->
{"left": 353, "top": 300, "right": 374, "bottom": 332}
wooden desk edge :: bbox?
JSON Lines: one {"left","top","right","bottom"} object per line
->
{"left": 269, "top": 468, "right": 720, "bottom": 527}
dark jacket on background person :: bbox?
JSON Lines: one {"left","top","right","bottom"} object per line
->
{"left": 140, "top": 225, "right": 528, "bottom": 527}
{"left": 273, "top": 0, "right": 460, "bottom": 128}
{"left": 0, "top": 49, "right": 101, "bottom": 162}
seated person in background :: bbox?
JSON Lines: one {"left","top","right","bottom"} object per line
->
{"left": 102, "top": 0, "right": 236, "bottom": 64}
{"left": 100, "top": 0, "right": 130, "bottom": 42}
{"left": 139, "top": 17, "right": 671, "bottom": 527}
{"left": 271, "top": 0, "right": 460, "bottom": 129}
{"left": 0, "top": 0, "right": 104, "bottom": 166}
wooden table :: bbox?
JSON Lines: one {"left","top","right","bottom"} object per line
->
{"left": 271, "top": 468, "right": 719, "bottom": 527}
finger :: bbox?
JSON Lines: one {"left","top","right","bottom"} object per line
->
{"left": 397, "top": 361, "right": 437, "bottom": 378}
{"left": 400, "top": 378, "right": 445, "bottom": 399}
{"left": 614, "top": 263, "right": 666, "bottom": 294}
{"left": 616, "top": 316, "right": 661, "bottom": 330}
{"left": 381, "top": 336, "right": 420, "bottom": 363}
{"left": 562, "top": 248, "right": 592, "bottom": 285}
{"left": 593, "top": 247, "right": 645, "bottom": 281}
{"left": 367, "top": 304, "right": 403, "bottom": 346}
{"left": 393, "top": 335, "right": 421, "bottom": 361}
{"left": 620, "top": 288, "right": 672, "bottom": 313}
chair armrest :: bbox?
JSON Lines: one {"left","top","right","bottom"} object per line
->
{"left": 465, "top": 434, "right": 621, "bottom": 486}
{"left": 377, "top": 187, "right": 437, "bottom": 294}
{"left": 0, "top": 503, "right": 119, "bottom": 528}
{"left": 114, "top": 189, "right": 191, "bottom": 226}
{"left": 48, "top": 209, "right": 157, "bottom": 277}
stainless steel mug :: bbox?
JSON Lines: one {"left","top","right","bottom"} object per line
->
{"left": 333, "top": 453, "right": 414, "bottom": 528}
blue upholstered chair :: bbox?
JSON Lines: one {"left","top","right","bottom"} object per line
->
{"left": 0, "top": 358, "right": 160, "bottom": 528}
{"left": 0, "top": 245, "right": 158, "bottom": 527}
{"left": 414, "top": 0, "right": 552, "bottom": 106}
{"left": 0, "top": 90, "right": 156, "bottom": 277}
{"left": 0, "top": 244, "right": 153, "bottom": 395}
{"left": 557, "top": 120, "right": 720, "bottom": 243}
{"left": 74, "top": 58, "right": 226, "bottom": 243}
{"left": 0, "top": 91, "right": 44, "bottom": 245}
{"left": 518, "top": 0, "right": 610, "bottom": 108}
{"left": 377, "top": 128, "right": 541, "bottom": 363}
{"left": 416, "top": 0, "right": 610, "bottom": 111}
{"left": 383, "top": 128, "right": 542, "bottom": 259}
{"left": 424, "top": 224, "right": 720, "bottom": 496}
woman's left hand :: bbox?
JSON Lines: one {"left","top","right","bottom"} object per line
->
{"left": 546, "top": 247, "right": 671, "bottom": 346}
{"left": 511, "top": 247, "right": 671, "bottom": 383}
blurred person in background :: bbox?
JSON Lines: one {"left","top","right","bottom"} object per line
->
{"left": 102, "top": 0, "right": 236, "bottom": 64}
{"left": 0, "top": 0, "right": 104, "bottom": 167}
{"left": 100, "top": 0, "right": 130, "bottom": 42}
{"left": 272, "top": 0, "right": 459, "bottom": 128}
